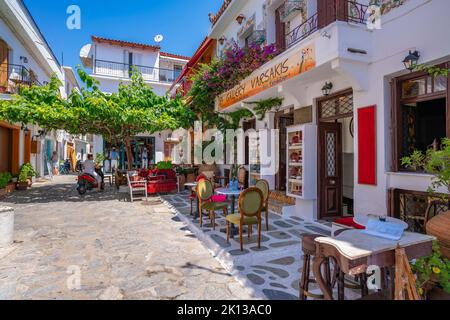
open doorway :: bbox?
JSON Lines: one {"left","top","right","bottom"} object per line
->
{"left": 317, "top": 89, "right": 354, "bottom": 220}
{"left": 275, "top": 109, "right": 294, "bottom": 191}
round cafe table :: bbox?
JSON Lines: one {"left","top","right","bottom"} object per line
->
{"left": 215, "top": 188, "right": 243, "bottom": 215}
{"left": 353, "top": 215, "right": 409, "bottom": 230}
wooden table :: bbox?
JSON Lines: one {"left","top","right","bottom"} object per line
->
{"left": 313, "top": 230, "right": 434, "bottom": 300}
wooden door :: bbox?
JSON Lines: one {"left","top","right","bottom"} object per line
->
{"left": 318, "top": 122, "right": 343, "bottom": 219}
{"left": 275, "top": 5, "right": 286, "bottom": 51}
{"left": 0, "top": 125, "right": 12, "bottom": 173}
{"left": 276, "top": 114, "right": 294, "bottom": 191}
{"left": 0, "top": 40, "right": 9, "bottom": 88}
{"left": 318, "top": 0, "right": 337, "bottom": 28}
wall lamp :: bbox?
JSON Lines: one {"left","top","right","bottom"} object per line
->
{"left": 403, "top": 50, "right": 420, "bottom": 71}
{"left": 321, "top": 82, "right": 333, "bottom": 96}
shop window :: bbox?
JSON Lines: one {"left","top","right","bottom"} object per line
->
{"left": 400, "top": 99, "right": 446, "bottom": 158}
{"left": 391, "top": 64, "right": 449, "bottom": 171}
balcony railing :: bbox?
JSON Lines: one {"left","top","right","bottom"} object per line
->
{"left": 286, "top": 13, "right": 318, "bottom": 49}
{"left": 0, "top": 63, "right": 41, "bottom": 94}
{"left": 94, "top": 59, "right": 180, "bottom": 83}
{"left": 285, "top": 0, "right": 369, "bottom": 50}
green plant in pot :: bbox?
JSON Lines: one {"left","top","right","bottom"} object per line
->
{"left": 402, "top": 138, "right": 450, "bottom": 298}
{"left": 19, "top": 163, "right": 38, "bottom": 187}
{"left": 411, "top": 241, "right": 450, "bottom": 299}
{"left": 17, "top": 165, "right": 30, "bottom": 190}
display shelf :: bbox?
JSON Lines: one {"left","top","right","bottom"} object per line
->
{"left": 286, "top": 124, "right": 317, "bottom": 200}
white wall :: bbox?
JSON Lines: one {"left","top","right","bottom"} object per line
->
{"left": 210, "top": 0, "right": 449, "bottom": 221}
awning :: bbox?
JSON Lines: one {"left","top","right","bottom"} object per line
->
{"left": 79, "top": 44, "right": 93, "bottom": 68}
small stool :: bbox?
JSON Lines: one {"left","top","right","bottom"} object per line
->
{"left": 299, "top": 234, "right": 331, "bottom": 300}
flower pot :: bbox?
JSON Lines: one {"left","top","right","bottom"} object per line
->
{"left": 27, "top": 178, "right": 32, "bottom": 187}
{"left": 6, "top": 183, "right": 15, "bottom": 194}
{"left": 427, "top": 286, "right": 450, "bottom": 300}
{"left": 0, "top": 86, "right": 7, "bottom": 94}
{"left": 16, "top": 181, "right": 28, "bottom": 191}
{"left": 426, "top": 211, "right": 450, "bottom": 259}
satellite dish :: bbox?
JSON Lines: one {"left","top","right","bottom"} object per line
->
{"left": 154, "top": 34, "right": 164, "bottom": 45}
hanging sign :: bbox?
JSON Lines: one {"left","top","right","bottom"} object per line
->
{"left": 218, "top": 44, "right": 316, "bottom": 110}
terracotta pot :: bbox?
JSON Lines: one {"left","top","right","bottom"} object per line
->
{"left": 427, "top": 287, "right": 450, "bottom": 300}
{"left": 16, "top": 182, "right": 28, "bottom": 191}
{"left": 0, "top": 86, "right": 7, "bottom": 93}
{"left": 426, "top": 211, "right": 450, "bottom": 259}
{"left": 6, "top": 183, "right": 15, "bottom": 194}
{"left": 27, "top": 178, "right": 33, "bottom": 187}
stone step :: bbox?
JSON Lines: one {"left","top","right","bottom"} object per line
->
{"left": 268, "top": 191, "right": 296, "bottom": 206}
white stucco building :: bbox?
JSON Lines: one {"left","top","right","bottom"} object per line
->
{"left": 205, "top": 0, "right": 450, "bottom": 227}
{"left": 79, "top": 36, "right": 190, "bottom": 168}
{"left": 0, "top": 0, "right": 67, "bottom": 177}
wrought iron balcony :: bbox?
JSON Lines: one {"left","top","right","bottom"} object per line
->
{"left": 286, "top": 13, "right": 318, "bottom": 49}
{"left": 0, "top": 63, "right": 41, "bottom": 94}
{"left": 285, "top": 1, "right": 369, "bottom": 50}
{"left": 94, "top": 59, "right": 180, "bottom": 83}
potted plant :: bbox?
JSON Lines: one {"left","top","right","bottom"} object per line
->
{"left": 16, "top": 165, "right": 30, "bottom": 190}
{"left": 18, "top": 163, "right": 38, "bottom": 186}
{"left": 402, "top": 139, "right": 450, "bottom": 298}
{"left": 402, "top": 138, "right": 450, "bottom": 256}
{"left": 0, "top": 172, "right": 12, "bottom": 198}
{"left": 411, "top": 241, "right": 450, "bottom": 300}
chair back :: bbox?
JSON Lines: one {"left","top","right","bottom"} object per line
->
{"left": 238, "top": 187, "right": 264, "bottom": 218}
{"left": 255, "top": 179, "right": 270, "bottom": 202}
{"left": 197, "top": 179, "right": 213, "bottom": 202}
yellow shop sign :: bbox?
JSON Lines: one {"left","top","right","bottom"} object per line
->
{"left": 218, "top": 44, "right": 316, "bottom": 110}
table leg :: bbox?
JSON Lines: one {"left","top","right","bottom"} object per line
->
{"left": 230, "top": 195, "right": 237, "bottom": 238}
{"left": 312, "top": 255, "right": 334, "bottom": 300}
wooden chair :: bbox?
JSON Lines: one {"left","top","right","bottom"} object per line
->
{"left": 197, "top": 179, "right": 228, "bottom": 230}
{"left": 226, "top": 187, "right": 264, "bottom": 251}
{"left": 126, "top": 171, "right": 148, "bottom": 203}
{"left": 255, "top": 179, "right": 270, "bottom": 231}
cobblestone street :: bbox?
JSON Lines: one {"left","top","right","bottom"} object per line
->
{"left": 0, "top": 176, "right": 254, "bottom": 300}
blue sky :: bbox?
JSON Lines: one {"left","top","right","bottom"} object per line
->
{"left": 24, "top": 0, "right": 222, "bottom": 71}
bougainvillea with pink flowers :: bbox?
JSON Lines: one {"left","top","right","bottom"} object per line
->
{"left": 188, "top": 42, "right": 279, "bottom": 130}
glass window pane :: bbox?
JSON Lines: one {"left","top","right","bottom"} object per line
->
{"left": 434, "top": 75, "right": 447, "bottom": 92}
{"left": 402, "top": 78, "right": 426, "bottom": 98}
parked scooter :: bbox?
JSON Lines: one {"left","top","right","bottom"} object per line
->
{"left": 77, "top": 167, "right": 105, "bottom": 195}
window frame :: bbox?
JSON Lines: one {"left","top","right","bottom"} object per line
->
{"left": 391, "top": 62, "right": 450, "bottom": 172}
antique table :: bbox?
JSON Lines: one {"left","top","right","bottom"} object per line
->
{"left": 215, "top": 188, "right": 242, "bottom": 215}
{"left": 313, "top": 230, "right": 435, "bottom": 300}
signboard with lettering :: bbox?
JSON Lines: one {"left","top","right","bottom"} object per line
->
{"left": 218, "top": 44, "right": 316, "bottom": 110}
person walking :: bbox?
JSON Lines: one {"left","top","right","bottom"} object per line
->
{"left": 110, "top": 147, "right": 120, "bottom": 172}
{"left": 141, "top": 146, "right": 148, "bottom": 169}
{"left": 51, "top": 151, "right": 59, "bottom": 176}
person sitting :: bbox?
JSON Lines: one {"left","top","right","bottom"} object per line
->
{"left": 83, "top": 154, "right": 102, "bottom": 191}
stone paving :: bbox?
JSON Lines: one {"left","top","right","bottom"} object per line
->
{"left": 160, "top": 190, "right": 346, "bottom": 300}
{"left": 0, "top": 176, "right": 254, "bottom": 300}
